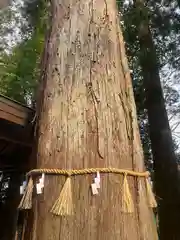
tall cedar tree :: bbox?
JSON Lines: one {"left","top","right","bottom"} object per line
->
{"left": 133, "top": 0, "right": 180, "bottom": 239}
{"left": 26, "top": 1, "right": 158, "bottom": 239}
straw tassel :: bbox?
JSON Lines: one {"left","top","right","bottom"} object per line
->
{"left": 51, "top": 177, "right": 73, "bottom": 216}
{"left": 145, "top": 178, "right": 157, "bottom": 208}
{"left": 138, "top": 178, "right": 145, "bottom": 204}
{"left": 121, "top": 174, "right": 134, "bottom": 213}
{"left": 18, "top": 177, "right": 34, "bottom": 210}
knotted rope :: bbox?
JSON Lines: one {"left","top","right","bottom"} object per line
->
{"left": 27, "top": 167, "right": 149, "bottom": 177}
{"left": 18, "top": 167, "right": 156, "bottom": 216}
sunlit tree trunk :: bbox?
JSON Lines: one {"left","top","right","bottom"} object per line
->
{"left": 29, "top": 1, "right": 158, "bottom": 239}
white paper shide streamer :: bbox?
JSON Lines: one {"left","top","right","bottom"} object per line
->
{"left": 91, "top": 172, "right": 101, "bottom": 195}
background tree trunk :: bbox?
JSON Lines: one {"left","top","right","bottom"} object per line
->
{"left": 0, "top": 172, "right": 21, "bottom": 240}
{"left": 30, "top": 1, "right": 158, "bottom": 239}
{"left": 0, "top": 0, "right": 10, "bottom": 9}
{"left": 133, "top": 0, "right": 180, "bottom": 239}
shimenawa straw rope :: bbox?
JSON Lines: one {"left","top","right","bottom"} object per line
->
{"left": 27, "top": 168, "right": 149, "bottom": 177}
{"left": 18, "top": 167, "right": 156, "bottom": 216}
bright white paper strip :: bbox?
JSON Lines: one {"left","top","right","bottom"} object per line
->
{"left": 91, "top": 183, "right": 99, "bottom": 195}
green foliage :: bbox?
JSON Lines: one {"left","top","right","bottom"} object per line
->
{"left": 0, "top": 31, "right": 44, "bottom": 104}
{"left": 0, "top": 0, "right": 48, "bottom": 105}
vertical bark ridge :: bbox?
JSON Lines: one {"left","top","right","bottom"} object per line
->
{"left": 30, "top": 0, "right": 158, "bottom": 239}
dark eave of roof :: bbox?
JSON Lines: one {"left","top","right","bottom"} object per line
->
{"left": 0, "top": 94, "right": 34, "bottom": 126}
{"left": 0, "top": 95, "right": 34, "bottom": 169}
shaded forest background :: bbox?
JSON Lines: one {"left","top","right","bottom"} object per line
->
{"left": 1, "top": 0, "right": 180, "bottom": 171}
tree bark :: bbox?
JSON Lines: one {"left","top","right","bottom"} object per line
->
{"left": 29, "top": 1, "right": 158, "bottom": 239}
{"left": 0, "top": 0, "right": 10, "bottom": 9}
{"left": 133, "top": 0, "right": 180, "bottom": 239}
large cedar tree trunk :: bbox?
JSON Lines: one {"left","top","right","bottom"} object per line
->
{"left": 134, "top": 0, "right": 180, "bottom": 239}
{"left": 29, "top": 1, "right": 158, "bottom": 239}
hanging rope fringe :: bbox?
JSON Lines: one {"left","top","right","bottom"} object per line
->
{"left": 122, "top": 174, "right": 134, "bottom": 213}
{"left": 145, "top": 178, "right": 157, "bottom": 208}
{"left": 18, "top": 168, "right": 156, "bottom": 215}
{"left": 18, "top": 177, "right": 34, "bottom": 210}
{"left": 51, "top": 177, "right": 73, "bottom": 216}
